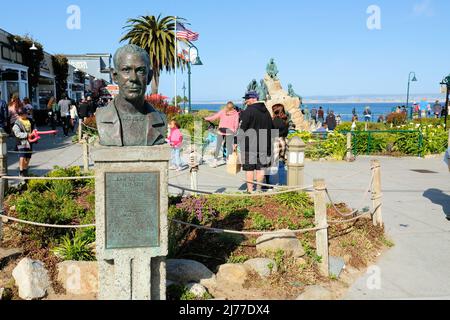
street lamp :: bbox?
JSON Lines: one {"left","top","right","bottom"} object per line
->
{"left": 440, "top": 74, "right": 450, "bottom": 130}
{"left": 182, "top": 82, "right": 187, "bottom": 111}
{"left": 406, "top": 72, "right": 418, "bottom": 120}
{"left": 287, "top": 136, "right": 305, "bottom": 188}
{"left": 187, "top": 44, "right": 203, "bottom": 113}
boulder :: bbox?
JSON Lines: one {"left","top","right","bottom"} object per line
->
{"left": 216, "top": 264, "right": 252, "bottom": 287}
{"left": 166, "top": 259, "right": 216, "bottom": 289}
{"left": 296, "top": 285, "right": 334, "bottom": 300}
{"left": 12, "top": 258, "right": 50, "bottom": 300}
{"left": 244, "top": 258, "right": 277, "bottom": 278}
{"left": 57, "top": 261, "right": 98, "bottom": 296}
{"left": 256, "top": 230, "right": 305, "bottom": 257}
{"left": 186, "top": 283, "right": 208, "bottom": 298}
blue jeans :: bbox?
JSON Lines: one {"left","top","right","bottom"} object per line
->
{"left": 171, "top": 148, "right": 182, "bottom": 168}
{"left": 268, "top": 161, "right": 287, "bottom": 186}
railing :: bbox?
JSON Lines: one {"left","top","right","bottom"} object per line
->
{"left": 340, "top": 130, "right": 423, "bottom": 157}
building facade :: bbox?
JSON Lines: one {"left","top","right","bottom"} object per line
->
{"left": 0, "top": 28, "right": 28, "bottom": 102}
{"left": 66, "top": 53, "right": 112, "bottom": 84}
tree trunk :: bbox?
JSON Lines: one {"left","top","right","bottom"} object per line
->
{"left": 151, "top": 68, "right": 160, "bottom": 94}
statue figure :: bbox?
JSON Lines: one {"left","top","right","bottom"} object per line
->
{"left": 247, "top": 79, "right": 259, "bottom": 92}
{"left": 96, "top": 44, "right": 167, "bottom": 146}
{"left": 257, "top": 79, "right": 269, "bottom": 101}
{"left": 266, "top": 58, "right": 279, "bottom": 80}
{"left": 288, "top": 84, "right": 301, "bottom": 99}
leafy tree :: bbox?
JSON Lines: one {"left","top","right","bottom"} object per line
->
{"left": 52, "top": 55, "right": 69, "bottom": 100}
{"left": 121, "top": 15, "right": 189, "bottom": 94}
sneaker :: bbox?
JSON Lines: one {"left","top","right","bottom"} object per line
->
{"left": 169, "top": 166, "right": 177, "bottom": 170}
{"left": 210, "top": 159, "right": 218, "bottom": 168}
{"left": 176, "top": 167, "right": 184, "bottom": 172}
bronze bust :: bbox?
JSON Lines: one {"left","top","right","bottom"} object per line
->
{"left": 96, "top": 44, "right": 167, "bottom": 146}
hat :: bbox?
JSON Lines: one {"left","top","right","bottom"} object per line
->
{"left": 243, "top": 91, "right": 259, "bottom": 100}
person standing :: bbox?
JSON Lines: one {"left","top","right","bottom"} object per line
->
{"left": 8, "top": 94, "right": 22, "bottom": 133}
{"left": 47, "top": 97, "right": 57, "bottom": 130}
{"left": 22, "top": 97, "right": 34, "bottom": 121}
{"left": 58, "top": 94, "right": 72, "bottom": 136}
{"left": 0, "top": 90, "right": 8, "bottom": 132}
{"left": 204, "top": 102, "right": 240, "bottom": 167}
{"left": 12, "top": 108, "right": 35, "bottom": 177}
{"left": 336, "top": 114, "right": 342, "bottom": 126}
{"left": 235, "top": 91, "right": 274, "bottom": 193}
{"left": 433, "top": 100, "right": 442, "bottom": 119}
{"left": 326, "top": 110, "right": 337, "bottom": 131}
{"left": 363, "top": 106, "right": 372, "bottom": 122}
{"left": 69, "top": 101, "right": 79, "bottom": 133}
{"left": 78, "top": 97, "right": 89, "bottom": 122}
{"left": 267, "top": 104, "right": 289, "bottom": 186}
{"left": 317, "top": 106, "right": 325, "bottom": 124}
{"left": 311, "top": 107, "right": 317, "bottom": 123}
{"left": 167, "top": 120, "right": 185, "bottom": 172}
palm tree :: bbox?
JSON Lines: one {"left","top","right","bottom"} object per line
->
{"left": 121, "top": 15, "right": 189, "bottom": 94}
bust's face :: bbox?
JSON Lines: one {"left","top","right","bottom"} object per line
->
{"left": 113, "top": 53, "right": 150, "bottom": 104}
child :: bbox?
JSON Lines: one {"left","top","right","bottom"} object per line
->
{"left": 167, "top": 120, "right": 184, "bottom": 171}
{"left": 12, "top": 108, "right": 34, "bottom": 177}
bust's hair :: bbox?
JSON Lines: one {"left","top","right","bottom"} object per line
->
{"left": 113, "top": 44, "right": 151, "bottom": 70}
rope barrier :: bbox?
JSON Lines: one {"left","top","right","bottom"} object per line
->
{"left": 198, "top": 169, "right": 308, "bottom": 190}
{"left": 324, "top": 173, "right": 374, "bottom": 217}
{"left": 0, "top": 213, "right": 95, "bottom": 229}
{"left": 170, "top": 218, "right": 327, "bottom": 235}
{"left": 327, "top": 204, "right": 381, "bottom": 224}
{"left": 1, "top": 176, "right": 94, "bottom": 181}
{"left": 169, "top": 183, "right": 314, "bottom": 197}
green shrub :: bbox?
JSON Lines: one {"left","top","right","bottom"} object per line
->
{"left": 227, "top": 254, "right": 250, "bottom": 264}
{"left": 251, "top": 213, "right": 273, "bottom": 230}
{"left": 52, "top": 234, "right": 95, "bottom": 261}
{"left": 274, "top": 192, "right": 312, "bottom": 210}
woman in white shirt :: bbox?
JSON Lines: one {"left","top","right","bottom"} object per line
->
{"left": 69, "top": 102, "right": 79, "bottom": 133}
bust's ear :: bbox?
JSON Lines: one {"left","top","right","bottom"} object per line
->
{"left": 147, "top": 70, "right": 153, "bottom": 86}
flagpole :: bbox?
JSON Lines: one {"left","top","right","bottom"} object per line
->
{"left": 174, "top": 15, "right": 178, "bottom": 110}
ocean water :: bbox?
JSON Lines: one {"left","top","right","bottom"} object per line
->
{"left": 191, "top": 102, "right": 422, "bottom": 122}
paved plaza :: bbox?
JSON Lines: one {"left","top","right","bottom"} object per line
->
{"left": 7, "top": 132, "right": 450, "bottom": 300}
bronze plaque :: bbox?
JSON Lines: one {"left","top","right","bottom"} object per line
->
{"left": 105, "top": 172, "right": 159, "bottom": 249}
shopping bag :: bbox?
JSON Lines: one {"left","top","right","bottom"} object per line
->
{"left": 227, "top": 151, "right": 241, "bottom": 175}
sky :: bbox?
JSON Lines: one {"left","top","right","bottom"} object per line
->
{"left": 1, "top": 0, "right": 449, "bottom": 102}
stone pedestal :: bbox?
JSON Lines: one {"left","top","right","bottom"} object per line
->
{"left": 92, "top": 145, "right": 170, "bottom": 300}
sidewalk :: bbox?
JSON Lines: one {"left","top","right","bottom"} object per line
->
{"left": 7, "top": 133, "right": 450, "bottom": 300}
{"left": 170, "top": 156, "right": 450, "bottom": 300}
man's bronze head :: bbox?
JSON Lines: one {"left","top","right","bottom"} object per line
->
{"left": 112, "top": 44, "right": 153, "bottom": 105}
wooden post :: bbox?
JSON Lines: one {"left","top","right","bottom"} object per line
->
{"left": 313, "top": 179, "right": 329, "bottom": 277}
{"left": 78, "top": 119, "right": 83, "bottom": 143}
{"left": 83, "top": 136, "right": 90, "bottom": 173}
{"left": 0, "top": 131, "right": 8, "bottom": 241}
{"left": 371, "top": 160, "right": 383, "bottom": 227}
{"left": 345, "top": 132, "right": 353, "bottom": 162}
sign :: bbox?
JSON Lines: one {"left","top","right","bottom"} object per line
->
{"left": 105, "top": 172, "right": 160, "bottom": 249}
{"left": 69, "top": 60, "right": 88, "bottom": 71}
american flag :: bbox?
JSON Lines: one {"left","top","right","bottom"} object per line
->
{"left": 176, "top": 22, "right": 199, "bottom": 41}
